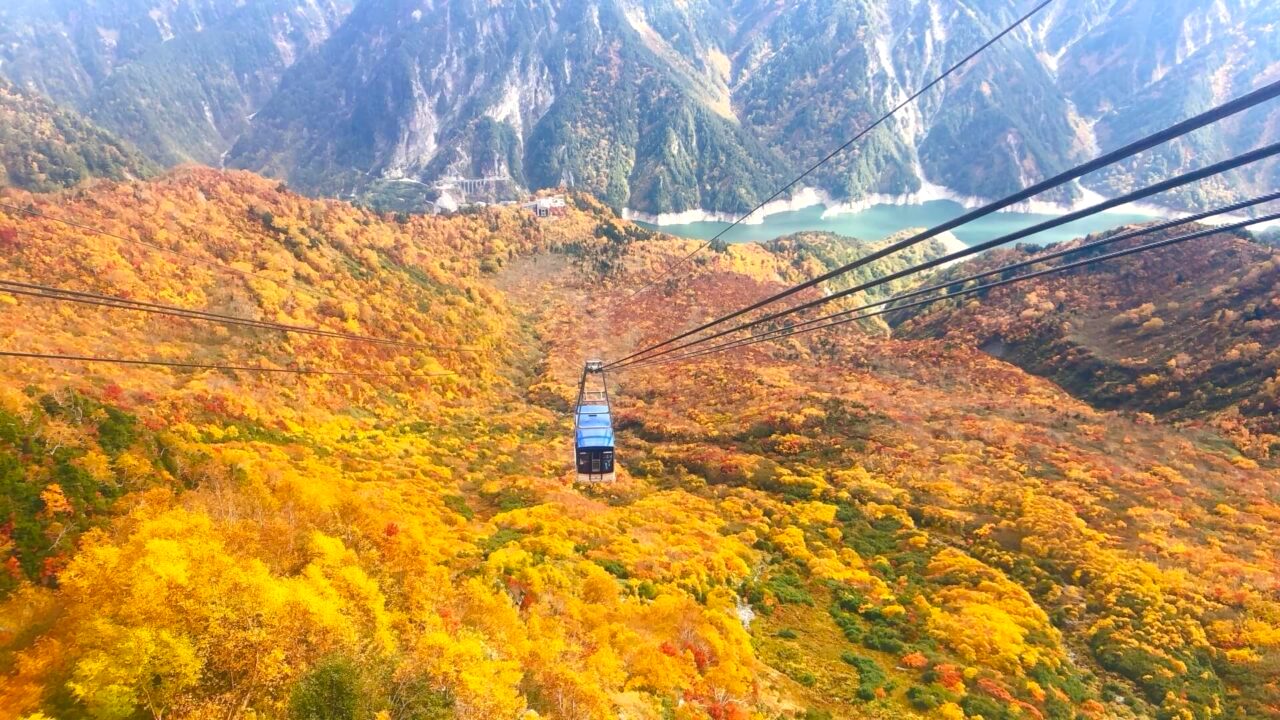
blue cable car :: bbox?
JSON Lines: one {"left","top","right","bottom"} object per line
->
{"left": 574, "top": 360, "right": 616, "bottom": 482}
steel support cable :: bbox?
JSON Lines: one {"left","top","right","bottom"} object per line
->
{"left": 0, "top": 278, "right": 477, "bottom": 352}
{"left": 606, "top": 78, "right": 1280, "bottom": 368}
{"left": 620, "top": 191, "right": 1280, "bottom": 368}
{"left": 619, "top": 210, "right": 1280, "bottom": 371}
{"left": 610, "top": 139, "right": 1280, "bottom": 369}
{"left": 620, "top": 0, "right": 1056, "bottom": 302}
{"left": 0, "top": 350, "right": 459, "bottom": 379}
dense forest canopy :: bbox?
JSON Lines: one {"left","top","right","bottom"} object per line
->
{"left": 0, "top": 170, "right": 1276, "bottom": 719}
{"left": 0, "top": 76, "right": 155, "bottom": 192}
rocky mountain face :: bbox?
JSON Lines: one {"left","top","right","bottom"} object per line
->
{"left": 1037, "top": 0, "right": 1280, "bottom": 211}
{"left": 228, "top": 0, "right": 784, "bottom": 213}
{"left": 0, "top": 0, "right": 353, "bottom": 165}
{"left": 227, "top": 0, "right": 1086, "bottom": 213}
{"left": 3, "top": 0, "right": 1275, "bottom": 215}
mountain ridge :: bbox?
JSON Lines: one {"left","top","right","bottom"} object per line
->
{"left": 0, "top": 0, "right": 353, "bottom": 166}
{"left": 228, "top": 0, "right": 1280, "bottom": 216}
{"left": 3, "top": 0, "right": 1275, "bottom": 217}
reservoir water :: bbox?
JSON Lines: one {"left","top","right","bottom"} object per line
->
{"left": 635, "top": 199, "right": 1161, "bottom": 248}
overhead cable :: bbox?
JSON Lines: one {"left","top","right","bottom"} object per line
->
{"left": 621, "top": 211, "right": 1280, "bottom": 369}
{"left": 607, "top": 78, "right": 1280, "bottom": 368}
{"left": 621, "top": 0, "right": 1056, "bottom": 301}
{"left": 0, "top": 350, "right": 458, "bottom": 379}
{"left": 0, "top": 278, "right": 474, "bottom": 352}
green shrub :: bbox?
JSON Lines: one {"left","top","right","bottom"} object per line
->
{"left": 443, "top": 494, "right": 475, "bottom": 520}
{"left": 841, "top": 652, "right": 888, "bottom": 701}
{"left": 596, "top": 559, "right": 630, "bottom": 579}
{"left": 291, "top": 656, "right": 364, "bottom": 720}
{"left": 962, "top": 694, "right": 1012, "bottom": 720}
{"left": 482, "top": 528, "right": 523, "bottom": 555}
{"left": 764, "top": 572, "right": 813, "bottom": 606}
{"left": 861, "top": 626, "right": 905, "bottom": 654}
{"left": 96, "top": 406, "right": 138, "bottom": 455}
{"left": 906, "top": 684, "right": 946, "bottom": 710}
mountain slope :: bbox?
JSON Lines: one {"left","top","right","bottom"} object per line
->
{"left": 0, "top": 171, "right": 1278, "bottom": 718}
{"left": 1045, "top": 0, "right": 1280, "bottom": 209}
{"left": 4, "top": 0, "right": 1275, "bottom": 215}
{"left": 229, "top": 0, "right": 1089, "bottom": 212}
{"left": 228, "top": 0, "right": 1279, "bottom": 215}
{"left": 521, "top": 216, "right": 1280, "bottom": 719}
{"left": 0, "top": 76, "right": 156, "bottom": 191}
{"left": 723, "top": 0, "right": 1085, "bottom": 203}
{"left": 890, "top": 223, "right": 1280, "bottom": 451}
{"left": 0, "top": 0, "right": 353, "bottom": 166}
{"left": 229, "top": 0, "right": 784, "bottom": 213}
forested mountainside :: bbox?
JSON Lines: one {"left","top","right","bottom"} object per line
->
{"left": 226, "top": 0, "right": 1079, "bottom": 213}
{"left": 0, "top": 76, "right": 156, "bottom": 191}
{"left": 2, "top": 0, "right": 1274, "bottom": 215}
{"left": 0, "top": 0, "right": 352, "bottom": 166}
{"left": 227, "top": 0, "right": 784, "bottom": 213}
{"left": 1, "top": 170, "right": 1278, "bottom": 719}
{"left": 1048, "top": 0, "right": 1280, "bottom": 212}
{"left": 226, "top": 0, "right": 1279, "bottom": 214}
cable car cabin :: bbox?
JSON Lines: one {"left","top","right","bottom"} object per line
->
{"left": 575, "top": 404, "right": 615, "bottom": 482}
{"left": 574, "top": 360, "right": 616, "bottom": 483}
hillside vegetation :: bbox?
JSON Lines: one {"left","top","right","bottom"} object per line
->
{"left": 892, "top": 226, "right": 1280, "bottom": 454}
{"left": 0, "top": 0, "right": 352, "bottom": 167}
{"left": 0, "top": 78, "right": 155, "bottom": 192}
{"left": 0, "top": 172, "right": 1277, "bottom": 720}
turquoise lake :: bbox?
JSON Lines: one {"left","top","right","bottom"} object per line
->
{"left": 636, "top": 200, "right": 1162, "bottom": 247}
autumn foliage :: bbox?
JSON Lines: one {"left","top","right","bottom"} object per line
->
{"left": 0, "top": 170, "right": 1277, "bottom": 720}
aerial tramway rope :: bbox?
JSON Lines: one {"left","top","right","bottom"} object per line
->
{"left": 0, "top": 351, "right": 459, "bottom": 379}
{"left": 620, "top": 191, "right": 1280, "bottom": 369}
{"left": 0, "top": 278, "right": 476, "bottom": 352}
{"left": 622, "top": 205, "right": 1280, "bottom": 370}
{"left": 607, "top": 79, "right": 1280, "bottom": 369}
{"left": 0, "top": 202, "right": 365, "bottom": 304}
{"left": 621, "top": 0, "right": 1057, "bottom": 303}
